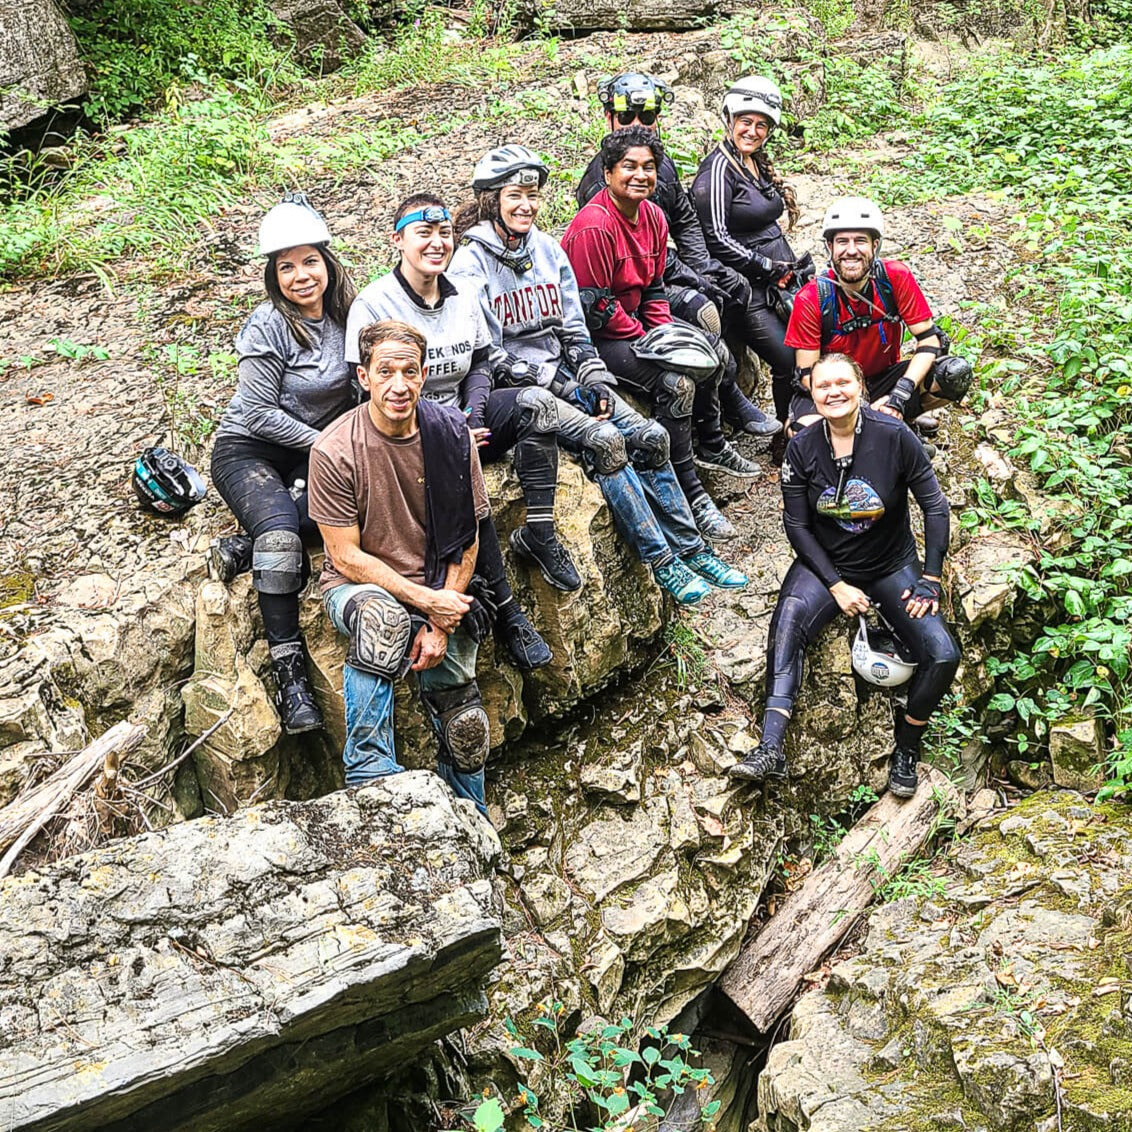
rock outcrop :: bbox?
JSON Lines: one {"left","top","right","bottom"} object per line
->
{"left": 269, "top": 0, "right": 367, "bottom": 71}
{"left": 0, "top": 773, "right": 502, "bottom": 1132}
{"left": 0, "top": 0, "right": 86, "bottom": 131}
{"left": 754, "top": 789, "right": 1132, "bottom": 1131}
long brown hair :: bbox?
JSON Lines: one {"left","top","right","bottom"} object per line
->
{"left": 264, "top": 244, "right": 357, "bottom": 350}
{"left": 754, "top": 147, "right": 800, "bottom": 232}
{"left": 453, "top": 190, "right": 500, "bottom": 242}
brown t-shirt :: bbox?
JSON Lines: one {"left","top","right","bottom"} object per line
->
{"left": 308, "top": 404, "right": 490, "bottom": 592}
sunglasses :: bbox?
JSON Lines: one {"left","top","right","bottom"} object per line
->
{"left": 615, "top": 109, "right": 658, "bottom": 126}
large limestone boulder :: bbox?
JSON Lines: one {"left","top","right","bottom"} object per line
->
{"left": 0, "top": 774, "right": 502, "bottom": 1132}
{"left": 0, "top": 0, "right": 86, "bottom": 130}
{"left": 269, "top": 0, "right": 367, "bottom": 71}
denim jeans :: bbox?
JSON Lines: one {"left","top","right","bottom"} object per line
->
{"left": 555, "top": 392, "right": 704, "bottom": 567}
{"left": 324, "top": 582, "right": 486, "bottom": 815}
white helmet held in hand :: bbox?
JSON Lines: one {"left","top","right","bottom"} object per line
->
{"left": 258, "top": 191, "right": 332, "bottom": 256}
{"left": 822, "top": 196, "right": 885, "bottom": 243}
{"left": 851, "top": 615, "right": 918, "bottom": 688}
{"left": 722, "top": 76, "right": 784, "bottom": 126}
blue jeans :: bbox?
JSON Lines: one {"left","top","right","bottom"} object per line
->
{"left": 324, "top": 582, "right": 486, "bottom": 815}
{"left": 555, "top": 392, "right": 704, "bottom": 567}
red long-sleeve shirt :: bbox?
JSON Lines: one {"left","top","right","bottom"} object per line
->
{"left": 560, "top": 190, "right": 672, "bottom": 340}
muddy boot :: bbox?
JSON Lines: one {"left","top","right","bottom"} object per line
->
{"left": 208, "top": 534, "right": 253, "bottom": 583}
{"left": 269, "top": 641, "right": 323, "bottom": 734}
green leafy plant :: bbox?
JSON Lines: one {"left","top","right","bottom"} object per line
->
{"left": 467, "top": 1003, "right": 719, "bottom": 1131}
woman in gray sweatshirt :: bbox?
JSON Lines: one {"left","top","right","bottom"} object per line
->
{"left": 449, "top": 145, "right": 748, "bottom": 604}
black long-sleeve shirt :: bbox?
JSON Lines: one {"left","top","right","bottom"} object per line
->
{"left": 780, "top": 407, "right": 949, "bottom": 587}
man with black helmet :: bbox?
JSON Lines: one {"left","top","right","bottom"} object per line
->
{"left": 786, "top": 197, "right": 973, "bottom": 433}
{"left": 577, "top": 72, "right": 782, "bottom": 445}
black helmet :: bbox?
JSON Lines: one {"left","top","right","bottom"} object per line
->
{"left": 132, "top": 447, "right": 207, "bottom": 516}
{"left": 597, "top": 73, "right": 674, "bottom": 116}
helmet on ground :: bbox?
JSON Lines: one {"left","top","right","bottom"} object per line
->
{"left": 630, "top": 322, "right": 720, "bottom": 379}
{"left": 133, "top": 447, "right": 207, "bottom": 516}
{"left": 597, "top": 73, "right": 674, "bottom": 115}
{"left": 822, "top": 197, "right": 885, "bottom": 243}
{"left": 722, "top": 76, "right": 784, "bottom": 126}
{"left": 471, "top": 145, "right": 549, "bottom": 193}
{"left": 851, "top": 615, "right": 917, "bottom": 688}
{"left": 258, "top": 191, "right": 332, "bottom": 256}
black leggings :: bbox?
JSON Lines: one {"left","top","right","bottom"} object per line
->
{"left": 211, "top": 433, "right": 317, "bottom": 646}
{"left": 733, "top": 297, "right": 794, "bottom": 424}
{"left": 480, "top": 387, "right": 558, "bottom": 529}
{"left": 766, "top": 558, "right": 960, "bottom": 723}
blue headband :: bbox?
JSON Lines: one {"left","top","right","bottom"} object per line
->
{"left": 394, "top": 206, "right": 451, "bottom": 232}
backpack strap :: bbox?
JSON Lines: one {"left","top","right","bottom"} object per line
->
{"left": 817, "top": 261, "right": 904, "bottom": 351}
{"left": 817, "top": 276, "right": 837, "bottom": 352}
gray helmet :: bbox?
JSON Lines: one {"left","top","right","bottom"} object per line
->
{"left": 630, "top": 322, "right": 720, "bottom": 379}
{"left": 597, "top": 72, "right": 674, "bottom": 115}
{"left": 471, "top": 145, "right": 549, "bottom": 193}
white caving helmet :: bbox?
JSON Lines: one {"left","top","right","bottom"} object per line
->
{"left": 851, "top": 615, "right": 918, "bottom": 688}
{"left": 471, "top": 145, "right": 550, "bottom": 193}
{"left": 722, "top": 76, "right": 784, "bottom": 127}
{"left": 258, "top": 191, "right": 332, "bottom": 256}
{"left": 821, "top": 196, "right": 885, "bottom": 244}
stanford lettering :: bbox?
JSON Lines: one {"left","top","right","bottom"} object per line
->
{"left": 492, "top": 283, "right": 563, "bottom": 329}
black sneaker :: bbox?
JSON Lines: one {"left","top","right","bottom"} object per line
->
{"left": 510, "top": 527, "right": 582, "bottom": 592}
{"left": 208, "top": 535, "right": 253, "bottom": 583}
{"left": 728, "top": 743, "right": 787, "bottom": 782}
{"left": 497, "top": 605, "right": 552, "bottom": 670}
{"left": 888, "top": 746, "right": 919, "bottom": 798}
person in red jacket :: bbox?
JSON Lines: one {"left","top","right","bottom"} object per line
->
{"left": 561, "top": 126, "right": 744, "bottom": 543}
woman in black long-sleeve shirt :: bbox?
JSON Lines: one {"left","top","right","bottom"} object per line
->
{"left": 692, "top": 76, "right": 804, "bottom": 425}
{"left": 729, "top": 353, "right": 960, "bottom": 798}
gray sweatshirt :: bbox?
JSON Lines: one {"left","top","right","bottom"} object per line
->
{"left": 448, "top": 222, "right": 598, "bottom": 386}
{"left": 344, "top": 269, "right": 493, "bottom": 408}
{"left": 218, "top": 302, "right": 352, "bottom": 450}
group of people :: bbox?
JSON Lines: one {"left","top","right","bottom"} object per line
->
{"left": 189, "top": 70, "right": 972, "bottom": 816}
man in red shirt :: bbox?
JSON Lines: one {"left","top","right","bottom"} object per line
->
{"left": 785, "top": 197, "right": 972, "bottom": 433}
{"left": 562, "top": 126, "right": 750, "bottom": 543}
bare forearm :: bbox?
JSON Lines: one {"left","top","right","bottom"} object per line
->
{"left": 444, "top": 536, "right": 478, "bottom": 594}
{"left": 319, "top": 527, "right": 435, "bottom": 609}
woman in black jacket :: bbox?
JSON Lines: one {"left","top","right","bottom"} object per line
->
{"left": 692, "top": 76, "right": 808, "bottom": 427}
{"left": 729, "top": 354, "right": 961, "bottom": 798}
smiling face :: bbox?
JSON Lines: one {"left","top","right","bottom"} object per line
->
{"left": 393, "top": 218, "right": 454, "bottom": 280}
{"left": 729, "top": 111, "right": 773, "bottom": 155}
{"left": 498, "top": 184, "right": 541, "bottom": 235}
{"left": 604, "top": 146, "right": 658, "bottom": 206}
{"left": 828, "top": 230, "right": 877, "bottom": 285}
{"left": 274, "top": 244, "right": 328, "bottom": 318}
{"left": 811, "top": 357, "right": 863, "bottom": 424}
{"left": 359, "top": 338, "right": 425, "bottom": 436}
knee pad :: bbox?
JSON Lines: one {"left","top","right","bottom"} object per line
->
{"left": 626, "top": 421, "right": 670, "bottom": 469}
{"left": 515, "top": 386, "right": 560, "bottom": 435}
{"left": 931, "top": 355, "right": 973, "bottom": 403}
{"left": 658, "top": 371, "right": 694, "bottom": 418}
{"left": 670, "top": 287, "right": 722, "bottom": 337}
{"left": 252, "top": 529, "right": 303, "bottom": 594}
{"left": 694, "top": 298, "right": 722, "bottom": 337}
{"left": 581, "top": 421, "right": 628, "bottom": 475}
{"left": 421, "top": 682, "right": 489, "bottom": 773}
{"left": 343, "top": 591, "right": 412, "bottom": 679}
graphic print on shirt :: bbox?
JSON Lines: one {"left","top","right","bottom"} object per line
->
{"left": 492, "top": 283, "right": 563, "bottom": 329}
{"left": 421, "top": 337, "right": 473, "bottom": 396}
{"left": 816, "top": 478, "right": 886, "bottom": 533}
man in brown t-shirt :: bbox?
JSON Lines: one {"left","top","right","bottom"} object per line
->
{"left": 309, "top": 319, "right": 493, "bottom": 816}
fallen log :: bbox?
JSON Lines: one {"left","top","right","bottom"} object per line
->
{"left": 0, "top": 719, "right": 146, "bottom": 878}
{"left": 718, "top": 764, "right": 959, "bottom": 1035}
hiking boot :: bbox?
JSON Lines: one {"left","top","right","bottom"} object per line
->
{"left": 719, "top": 381, "right": 783, "bottom": 437}
{"left": 694, "top": 440, "right": 761, "bottom": 479}
{"left": 208, "top": 535, "right": 253, "bottom": 583}
{"left": 509, "top": 526, "right": 582, "bottom": 592}
{"left": 887, "top": 746, "right": 919, "bottom": 799}
{"left": 497, "top": 603, "right": 552, "bottom": 670}
{"left": 728, "top": 742, "right": 787, "bottom": 782}
{"left": 653, "top": 559, "right": 711, "bottom": 605}
{"left": 270, "top": 643, "right": 323, "bottom": 735}
{"left": 682, "top": 550, "right": 748, "bottom": 589}
{"left": 914, "top": 412, "right": 940, "bottom": 436}
{"left": 690, "top": 495, "right": 737, "bottom": 541}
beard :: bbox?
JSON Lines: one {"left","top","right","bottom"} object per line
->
{"left": 833, "top": 250, "right": 873, "bottom": 283}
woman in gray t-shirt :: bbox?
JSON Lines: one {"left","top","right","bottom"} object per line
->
{"left": 209, "top": 194, "right": 357, "bottom": 735}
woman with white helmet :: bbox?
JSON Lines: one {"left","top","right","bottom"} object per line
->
{"left": 728, "top": 353, "right": 959, "bottom": 800}
{"left": 208, "top": 192, "right": 357, "bottom": 734}
{"left": 692, "top": 76, "right": 808, "bottom": 429}
{"left": 449, "top": 144, "right": 747, "bottom": 605}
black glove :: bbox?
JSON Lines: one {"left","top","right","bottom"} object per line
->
{"left": 493, "top": 353, "right": 538, "bottom": 389}
{"left": 792, "top": 252, "right": 816, "bottom": 283}
{"left": 753, "top": 254, "right": 796, "bottom": 281}
{"left": 463, "top": 574, "right": 498, "bottom": 643}
{"left": 906, "top": 577, "right": 942, "bottom": 605}
{"left": 569, "top": 382, "right": 615, "bottom": 417}
{"left": 885, "top": 376, "right": 918, "bottom": 417}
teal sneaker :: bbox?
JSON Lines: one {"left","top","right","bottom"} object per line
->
{"left": 653, "top": 559, "right": 711, "bottom": 605}
{"left": 682, "top": 550, "right": 748, "bottom": 589}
